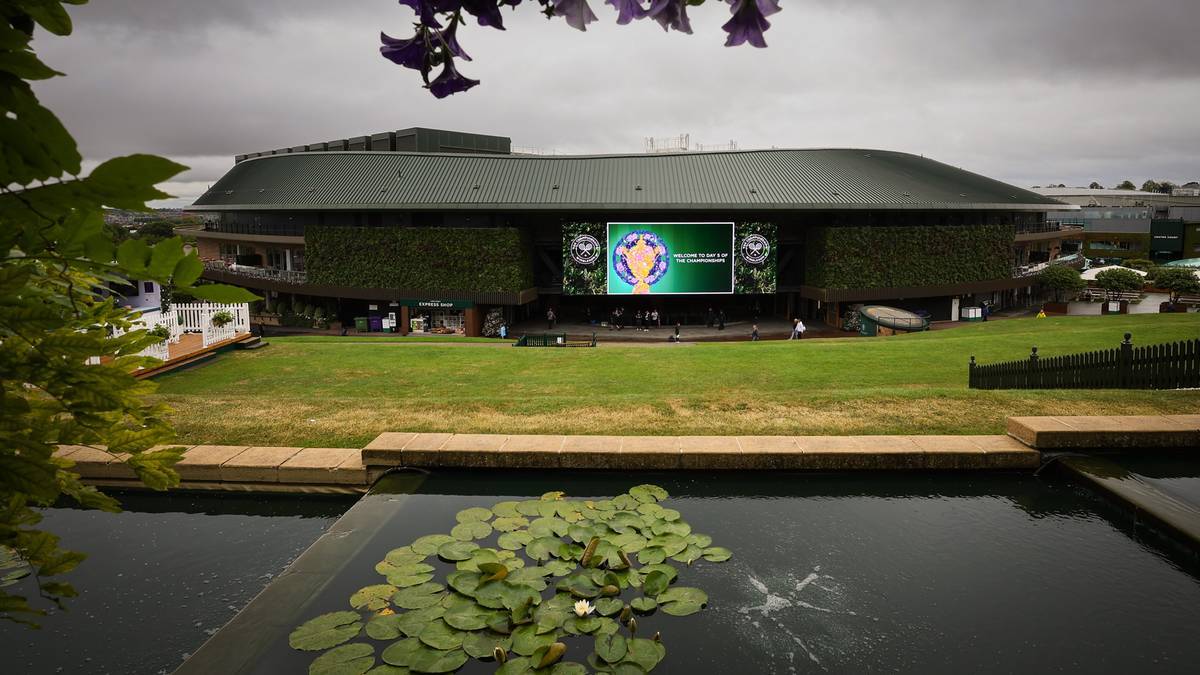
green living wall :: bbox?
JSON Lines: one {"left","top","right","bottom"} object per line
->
{"left": 306, "top": 226, "right": 533, "bottom": 292}
{"left": 804, "top": 223, "right": 1014, "bottom": 289}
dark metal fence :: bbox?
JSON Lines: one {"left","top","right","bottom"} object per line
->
{"left": 514, "top": 333, "right": 597, "bottom": 348}
{"left": 969, "top": 333, "right": 1200, "bottom": 390}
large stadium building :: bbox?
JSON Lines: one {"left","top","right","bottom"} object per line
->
{"left": 188, "top": 127, "right": 1079, "bottom": 336}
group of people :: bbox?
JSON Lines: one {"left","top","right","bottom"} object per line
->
{"left": 705, "top": 307, "right": 727, "bottom": 330}
{"left": 607, "top": 307, "right": 661, "bottom": 331}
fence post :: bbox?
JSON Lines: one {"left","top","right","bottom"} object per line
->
{"left": 1028, "top": 346, "right": 1038, "bottom": 388}
{"left": 1119, "top": 332, "right": 1132, "bottom": 389}
{"left": 968, "top": 356, "right": 976, "bottom": 388}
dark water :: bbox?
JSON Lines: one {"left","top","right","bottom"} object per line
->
{"left": 0, "top": 490, "right": 350, "bottom": 675}
{"left": 239, "top": 471, "right": 1200, "bottom": 675}
{"left": 1115, "top": 453, "right": 1200, "bottom": 510}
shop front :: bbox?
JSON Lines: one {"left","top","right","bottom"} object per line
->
{"left": 397, "top": 298, "right": 481, "bottom": 337}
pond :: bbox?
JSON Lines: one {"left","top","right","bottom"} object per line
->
{"left": 0, "top": 490, "right": 351, "bottom": 675}
{"left": 182, "top": 470, "right": 1200, "bottom": 674}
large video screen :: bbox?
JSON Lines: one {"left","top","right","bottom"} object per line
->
{"left": 563, "top": 221, "right": 776, "bottom": 295}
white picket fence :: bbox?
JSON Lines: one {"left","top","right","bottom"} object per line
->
{"left": 175, "top": 302, "right": 251, "bottom": 347}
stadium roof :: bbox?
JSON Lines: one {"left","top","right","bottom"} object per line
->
{"left": 191, "top": 148, "right": 1075, "bottom": 212}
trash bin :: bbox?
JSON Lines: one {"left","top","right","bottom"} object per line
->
{"left": 354, "top": 317, "right": 369, "bottom": 332}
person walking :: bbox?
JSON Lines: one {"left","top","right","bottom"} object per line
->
{"left": 706, "top": 306, "right": 714, "bottom": 328}
{"left": 981, "top": 302, "right": 990, "bottom": 322}
{"left": 1036, "top": 307, "right": 1047, "bottom": 319}
{"left": 634, "top": 310, "right": 643, "bottom": 332}
{"left": 652, "top": 309, "right": 660, "bottom": 327}
{"left": 499, "top": 323, "right": 507, "bottom": 339}
{"left": 673, "top": 321, "right": 681, "bottom": 343}
{"left": 717, "top": 310, "right": 725, "bottom": 331}
{"left": 546, "top": 307, "right": 556, "bottom": 330}
{"left": 751, "top": 324, "right": 760, "bottom": 341}
{"left": 788, "top": 318, "right": 800, "bottom": 340}
{"left": 796, "top": 319, "right": 806, "bottom": 339}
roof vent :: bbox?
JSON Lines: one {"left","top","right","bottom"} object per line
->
{"left": 635, "top": 185, "right": 643, "bottom": 191}
{"left": 959, "top": 193, "right": 967, "bottom": 197}
{"left": 902, "top": 191, "right": 911, "bottom": 198}
{"left": 397, "top": 169, "right": 404, "bottom": 179}
{"left": 307, "top": 188, "right": 316, "bottom": 193}
{"left": 257, "top": 189, "right": 265, "bottom": 193}
{"left": 224, "top": 190, "right": 233, "bottom": 195}
{"left": 472, "top": 184, "right": 480, "bottom": 190}
{"left": 552, "top": 184, "right": 560, "bottom": 190}
{"left": 379, "top": 187, "right": 388, "bottom": 193}
{"left": 749, "top": 188, "right": 758, "bottom": 194}
{"left": 831, "top": 191, "right": 840, "bottom": 197}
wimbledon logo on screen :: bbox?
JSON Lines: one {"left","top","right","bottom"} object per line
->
{"left": 613, "top": 230, "right": 669, "bottom": 294}
{"left": 740, "top": 233, "right": 770, "bottom": 265}
{"left": 569, "top": 233, "right": 600, "bottom": 265}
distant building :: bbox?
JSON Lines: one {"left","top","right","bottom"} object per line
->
{"left": 1033, "top": 187, "right": 1200, "bottom": 263}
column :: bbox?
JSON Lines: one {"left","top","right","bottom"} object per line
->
{"left": 464, "top": 307, "right": 482, "bottom": 337}
{"left": 399, "top": 305, "right": 410, "bottom": 336}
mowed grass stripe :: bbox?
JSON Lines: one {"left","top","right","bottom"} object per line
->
{"left": 150, "top": 314, "right": 1200, "bottom": 447}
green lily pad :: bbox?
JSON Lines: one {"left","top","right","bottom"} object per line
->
{"left": 595, "top": 633, "right": 628, "bottom": 664}
{"left": 379, "top": 548, "right": 425, "bottom": 569}
{"left": 611, "top": 662, "right": 649, "bottom": 675}
{"left": 594, "top": 597, "right": 623, "bottom": 616}
{"left": 418, "top": 619, "right": 466, "bottom": 650}
{"left": 381, "top": 638, "right": 422, "bottom": 666}
{"left": 557, "top": 573, "right": 601, "bottom": 599}
{"left": 531, "top": 641, "right": 567, "bottom": 669}
{"left": 651, "top": 520, "right": 691, "bottom": 537}
{"left": 629, "top": 484, "right": 668, "bottom": 503}
{"left": 392, "top": 582, "right": 445, "bottom": 610}
{"left": 365, "top": 665, "right": 409, "bottom": 675}
{"left": 309, "top": 643, "right": 375, "bottom": 675}
{"left": 657, "top": 507, "right": 681, "bottom": 522}
{"left": 624, "top": 638, "right": 666, "bottom": 671}
{"left": 443, "top": 606, "right": 489, "bottom": 631}
{"left": 498, "top": 530, "right": 534, "bottom": 551}
{"left": 544, "top": 559, "right": 574, "bottom": 576}
{"left": 436, "top": 540, "right": 479, "bottom": 562}
{"left": 629, "top": 597, "right": 657, "bottom": 613}
{"left": 701, "top": 546, "right": 732, "bottom": 562}
{"left": 511, "top": 624, "right": 557, "bottom": 656}
{"left": 647, "top": 534, "right": 688, "bottom": 556}
{"left": 410, "top": 534, "right": 455, "bottom": 555}
{"left": 365, "top": 613, "right": 405, "bottom": 641}
{"left": 394, "top": 606, "right": 446, "bottom": 637}
{"left": 610, "top": 494, "right": 640, "bottom": 511}
{"left": 516, "top": 500, "right": 544, "bottom": 516}
{"left": 451, "top": 521, "right": 493, "bottom": 541}
{"left": 656, "top": 586, "right": 708, "bottom": 616}
{"left": 492, "top": 516, "right": 530, "bottom": 532}
{"left": 456, "top": 506, "right": 493, "bottom": 523}
{"left": 635, "top": 502, "right": 664, "bottom": 517}
{"left": 528, "top": 516, "right": 570, "bottom": 538}
{"left": 446, "top": 570, "right": 482, "bottom": 597}
{"left": 639, "top": 564, "right": 678, "bottom": 584}
{"left": 635, "top": 547, "right": 666, "bottom": 565}
{"left": 461, "top": 630, "right": 512, "bottom": 659}
{"left": 386, "top": 565, "right": 436, "bottom": 589}
{"left": 457, "top": 548, "right": 500, "bottom": 572}
{"left": 492, "top": 500, "right": 522, "bottom": 517}
{"left": 562, "top": 615, "right": 603, "bottom": 635}
{"left": 670, "top": 544, "right": 703, "bottom": 564}
{"left": 351, "top": 585, "right": 398, "bottom": 611}
{"left": 641, "top": 570, "right": 669, "bottom": 597}
{"left": 526, "top": 536, "right": 566, "bottom": 562}
{"left": 290, "top": 611, "right": 363, "bottom": 651}
{"left": 550, "top": 662, "right": 588, "bottom": 675}
{"left": 406, "top": 645, "right": 468, "bottom": 674}
{"left": 687, "top": 533, "right": 713, "bottom": 549}
{"left": 495, "top": 656, "right": 533, "bottom": 675}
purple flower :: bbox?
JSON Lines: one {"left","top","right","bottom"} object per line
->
{"left": 380, "top": 31, "right": 431, "bottom": 71}
{"left": 435, "top": 16, "right": 472, "bottom": 59}
{"left": 722, "top": 0, "right": 780, "bottom": 48}
{"left": 644, "top": 0, "right": 692, "bottom": 34}
{"left": 461, "top": 0, "right": 507, "bottom": 28}
{"left": 397, "top": 0, "right": 444, "bottom": 28}
{"left": 606, "top": 0, "right": 646, "bottom": 25}
{"left": 553, "top": 0, "right": 598, "bottom": 31}
{"left": 428, "top": 58, "right": 480, "bottom": 98}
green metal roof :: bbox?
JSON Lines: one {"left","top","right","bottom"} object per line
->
{"left": 190, "top": 148, "right": 1075, "bottom": 212}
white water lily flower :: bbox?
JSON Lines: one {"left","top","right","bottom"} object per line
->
{"left": 574, "top": 600, "right": 595, "bottom": 617}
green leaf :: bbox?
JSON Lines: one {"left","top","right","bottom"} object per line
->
{"left": 450, "top": 520, "right": 492, "bottom": 541}
{"left": 511, "top": 624, "right": 556, "bottom": 656}
{"left": 656, "top": 586, "right": 707, "bottom": 616}
{"left": 116, "top": 238, "right": 151, "bottom": 275}
{"left": 381, "top": 638, "right": 422, "bottom": 666}
{"left": 411, "top": 535, "right": 455, "bottom": 555}
{"left": 594, "top": 597, "right": 623, "bottom": 616}
{"left": 0, "top": 51, "right": 62, "bottom": 80}
{"left": 418, "top": 619, "right": 465, "bottom": 650}
{"left": 85, "top": 154, "right": 186, "bottom": 208}
{"left": 309, "top": 643, "right": 375, "bottom": 675}
{"left": 495, "top": 657, "right": 533, "bottom": 675}
{"left": 630, "top": 597, "right": 656, "bottom": 613}
{"left": 595, "top": 632, "right": 628, "bottom": 664}
{"left": 701, "top": 546, "right": 732, "bottom": 562}
{"left": 147, "top": 236, "right": 185, "bottom": 280}
{"left": 366, "top": 613, "right": 405, "bottom": 641}
{"left": 394, "top": 606, "right": 446, "bottom": 638}
{"left": 392, "top": 582, "right": 445, "bottom": 610}
{"left": 498, "top": 531, "right": 533, "bottom": 551}
{"left": 532, "top": 641, "right": 567, "bottom": 668}
{"left": 405, "top": 645, "right": 468, "bottom": 673}
{"left": 125, "top": 447, "right": 184, "bottom": 491}
{"left": 443, "top": 605, "right": 489, "bottom": 631}
{"left": 0, "top": 453, "right": 59, "bottom": 503}
{"left": 24, "top": 2, "right": 74, "bottom": 35}
{"left": 351, "top": 584, "right": 398, "bottom": 611}
{"left": 436, "top": 540, "right": 478, "bottom": 562}
{"left": 492, "top": 516, "right": 529, "bottom": 532}
{"left": 623, "top": 638, "right": 665, "bottom": 671}
{"left": 455, "top": 506, "right": 493, "bottom": 523}
{"left": 186, "top": 283, "right": 260, "bottom": 303}
{"left": 641, "top": 570, "right": 669, "bottom": 598}
{"left": 289, "top": 611, "right": 363, "bottom": 651}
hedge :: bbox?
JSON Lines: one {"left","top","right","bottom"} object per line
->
{"left": 306, "top": 226, "right": 533, "bottom": 293}
{"left": 804, "top": 223, "right": 1014, "bottom": 289}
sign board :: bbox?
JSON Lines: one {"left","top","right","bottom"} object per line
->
{"left": 399, "top": 298, "right": 474, "bottom": 309}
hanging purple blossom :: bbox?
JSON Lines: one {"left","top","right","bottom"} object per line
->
{"left": 722, "top": 0, "right": 779, "bottom": 48}
{"left": 428, "top": 58, "right": 481, "bottom": 98}
{"left": 436, "top": 16, "right": 472, "bottom": 59}
{"left": 461, "top": 0, "right": 508, "bottom": 28}
{"left": 397, "top": 0, "right": 444, "bottom": 28}
{"left": 552, "top": 0, "right": 599, "bottom": 31}
{"left": 644, "top": 0, "right": 692, "bottom": 34}
{"left": 380, "top": 31, "right": 431, "bottom": 71}
{"left": 605, "top": 0, "right": 646, "bottom": 25}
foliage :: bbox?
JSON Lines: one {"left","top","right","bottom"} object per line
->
{"left": 561, "top": 222, "right": 606, "bottom": 296}
{"left": 290, "top": 484, "right": 728, "bottom": 673}
{"left": 381, "top": 0, "right": 782, "bottom": 98}
{"left": 804, "top": 223, "right": 1014, "bottom": 289}
{"left": 1115, "top": 180, "right": 1136, "bottom": 191}
{"left": 131, "top": 220, "right": 176, "bottom": 242}
{"left": 1152, "top": 267, "right": 1200, "bottom": 303}
{"left": 147, "top": 323, "right": 171, "bottom": 340}
{"left": 734, "top": 221, "right": 777, "bottom": 294}
{"left": 210, "top": 310, "right": 234, "bottom": 327}
{"left": 1123, "top": 258, "right": 1155, "bottom": 272}
{"left": 1088, "top": 181, "right": 1104, "bottom": 189}
{"left": 0, "top": 0, "right": 257, "bottom": 627}
{"left": 306, "top": 226, "right": 533, "bottom": 294}
{"left": 1094, "top": 267, "right": 1145, "bottom": 301}
{"left": 1037, "top": 265, "right": 1085, "bottom": 302}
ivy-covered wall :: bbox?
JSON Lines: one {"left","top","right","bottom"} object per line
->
{"left": 804, "top": 223, "right": 1014, "bottom": 289}
{"left": 306, "top": 226, "right": 533, "bottom": 292}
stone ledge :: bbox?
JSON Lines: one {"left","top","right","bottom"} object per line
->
{"left": 1007, "top": 415, "right": 1200, "bottom": 449}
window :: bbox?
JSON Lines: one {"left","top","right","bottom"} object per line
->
{"left": 142, "top": 281, "right": 155, "bottom": 294}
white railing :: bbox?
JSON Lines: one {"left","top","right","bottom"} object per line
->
{"left": 203, "top": 321, "right": 236, "bottom": 347}
{"left": 203, "top": 259, "right": 307, "bottom": 284}
{"left": 140, "top": 340, "right": 171, "bottom": 362}
{"left": 175, "top": 302, "right": 250, "bottom": 334}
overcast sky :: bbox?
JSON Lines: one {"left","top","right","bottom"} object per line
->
{"left": 31, "top": 0, "right": 1200, "bottom": 207}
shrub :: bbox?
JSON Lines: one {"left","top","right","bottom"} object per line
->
{"left": 211, "top": 310, "right": 234, "bottom": 327}
{"left": 1124, "top": 258, "right": 1156, "bottom": 272}
{"left": 1037, "top": 265, "right": 1086, "bottom": 302}
{"left": 147, "top": 324, "right": 171, "bottom": 340}
{"left": 1094, "top": 268, "right": 1145, "bottom": 302}
{"left": 1153, "top": 267, "right": 1200, "bottom": 303}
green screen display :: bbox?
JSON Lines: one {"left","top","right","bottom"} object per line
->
{"left": 607, "top": 222, "right": 734, "bottom": 295}
{"left": 562, "top": 221, "right": 775, "bottom": 295}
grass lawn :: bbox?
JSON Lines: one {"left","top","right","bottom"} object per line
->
{"left": 151, "top": 313, "right": 1200, "bottom": 447}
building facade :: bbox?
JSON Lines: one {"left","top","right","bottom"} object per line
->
{"left": 1033, "top": 187, "right": 1200, "bottom": 264}
{"left": 188, "top": 129, "right": 1079, "bottom": 335}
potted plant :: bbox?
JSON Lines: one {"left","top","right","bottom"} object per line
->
{"left": 211, "top": 310, "right": 234, "bottom": 327}
{"left": 1152, "top": 267, "right": 1200, "bottom": 312}
{"left": 1094, "top": 267, "right": 1144, "bottom": 314}
{"left": 147, "top": 324, "right": 171, "bottom": 341}
{"left": 1037, "top": 265, "right": 1085, "bottom": 314}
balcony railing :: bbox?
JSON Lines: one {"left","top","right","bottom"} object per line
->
{"left": 204, "top": 222, "right": 304, "bottom": 237}
{"left": 203, "top": 259, "right": 307, "bottom": 284}
{"left": 1013, "top": 253, "right": 1086, "bottom": 279}
{"left": 1019, "top": 221, "right": 1085, "bottom": 235}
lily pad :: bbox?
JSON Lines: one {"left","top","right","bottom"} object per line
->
{"left": 365, "top": 665, "right": 409, "bottom": 675}
{"left": 443, "top": 606, "right": 489, "bottom": 631}
{"left": 492, "top": 516, "right": 530, "bottom": 532}
{"left": 624, "top": 638, "right": 666, "bottom": 671}
{"left": 635, "top": 547, "right": 666, "bottom": 565}
{"left": 446, "top": 570, "right": 482, "bottom": 597}
{"left": 351, "top": 585, "right": 398, "bottom": 611}
{"left": 496, "top": 656, "right": 534, "bottom": 675}
{"left": 629, "top": 597, "right": 657, "bottom": 614}
{"left": 290, "top": 611, "right": 363, "bottom": 651}
{"left": 394, "top": 606, "right": 446, "bottom": 637}
{"left": 544, "top": 559, "right": 575, "bottom": 576}
{"left": 515, "top": 500, "right": 544, "bottom": 516}
{"left": 550, "top": 663, "right": 588, "bottom": 675}
{"left": 456, "top": 506, "right": 493, "bottom": 523}
{"left": 687, "top": 534, "right": 713, "bottom": 549}
{"left": 656, "top": 586, "right": 708, "bottom": 616}
{"left": 461, "top": 630, "right": 512, "bottom": 659}
{"left": 657, "top": 508, "right": 681, "bottom": 522}
{"left": 528, "top": 516, "right": 570, "bottom": 538}
{"left": 436, "top": 540, "right": 479, "bottom": 562}
{"left": 594, "top": 597, "right": 623, "bottom": 616}
{"left": 498, "top": 531, "right": 534, "bottom": 551}
{"left": 629, "top": 484, "right": 668, "bottom": 503}
{"left": 407, "top": 645, "right": 468, "bottom": 674}
{"left": 670, "top": 544, "right": 703, "bottom": 564}
{"left": 511, "top": 624, "right": 557, "bottom": 656}
{"left": 381, "top": 638, "right": 422, "bottom": 666}
{"left": 701, "top": 546, "right": 732, "bottom": 562}
{"left": 393, "top": 582, "right": 445, "bottom": 610}
{"left": 492, "top": 500, "right": 522, "bottom": 517}
{"left": 386, "top": 564, "right": 436, "bottom": 589}
{"left": 641, "top": 570, "right": 669, "bottom": 597}
{"left": 309, "top": 643, "right": 375, "bottom": 675}
{"left": 526, "top": 537, "right": 567, "bottom": 562}
{"left": 366, "top": 613, "right": 405, "bottom": 641}
{"left": 410, "top": 534, "right": 455, "bottom": 555}
{"left": 562, "top": 615, "right": 603, "bottom": 635}
{"left": 639, "top": 564, "right": 678, "bottom": 584}
{"left": 611, "top": 663, "right": 649, "bottom": 675}
{"left": 651, "top": 520, "right": 691, "bottom": 537}
{"left": 595, "top": 633, "right": 628, "bottom": 664}
{"left": 418, "top": 619, "right": 466, "bottom": 650}
{"left": 532, "top": 641, "right": 567, "bottom": 668}
{"left": 451, "top": 521, "right": 493, "bottom": 541}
